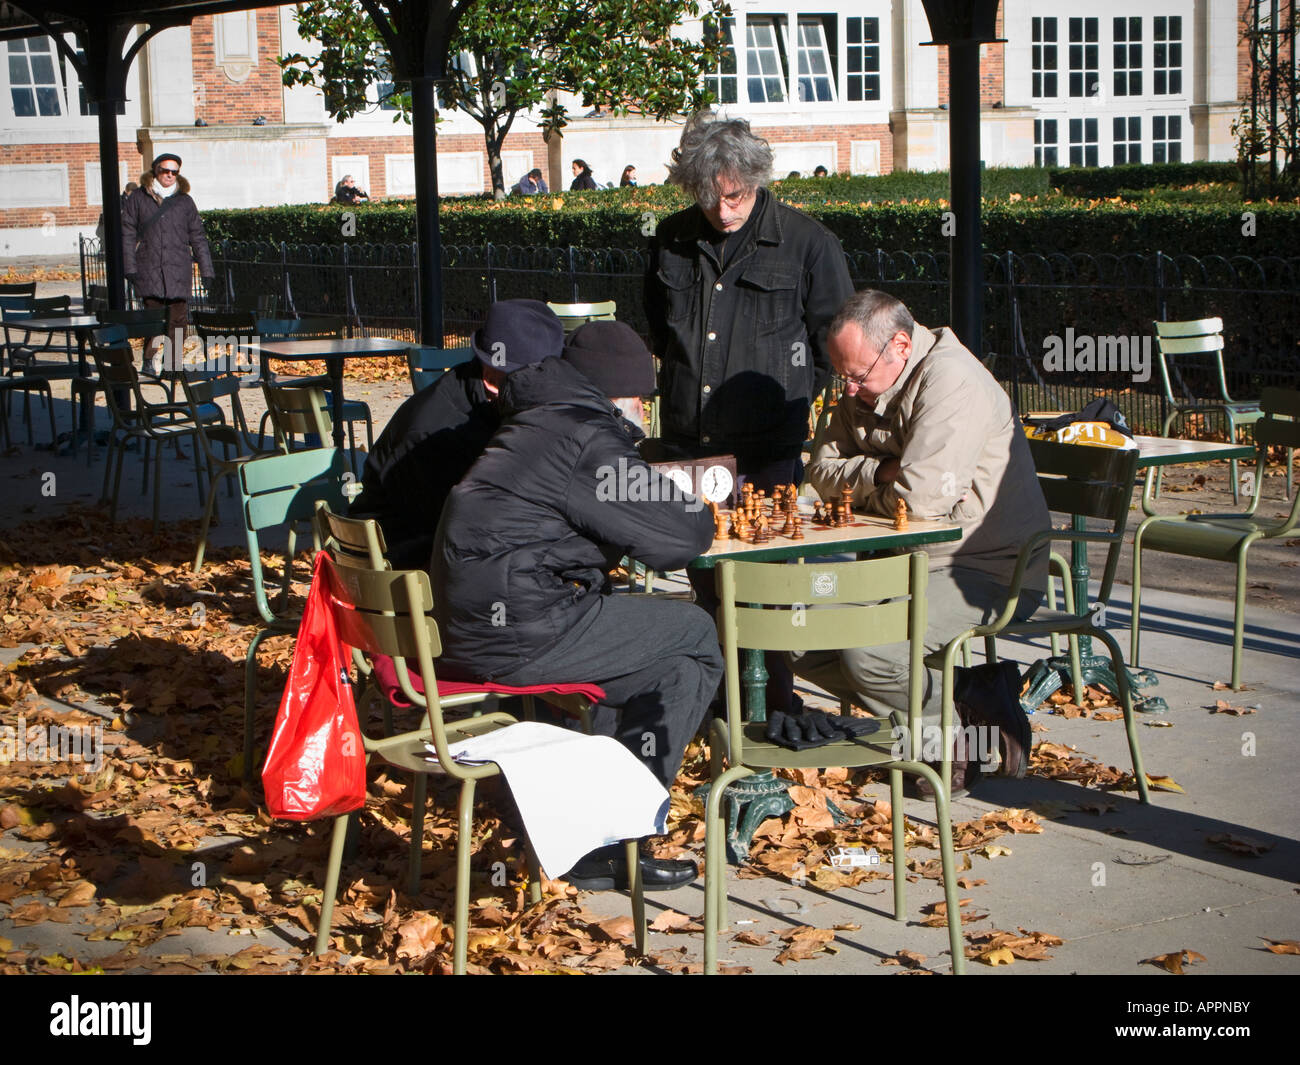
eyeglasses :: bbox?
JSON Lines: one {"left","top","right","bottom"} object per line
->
{"left": 158, "top": 168, "right": 179, "bottom": 176}
{"left": 715, "top": 187, "right": 755, "bottom": 209}
{"left": 841, "top": 342, "right": 890, "bottom": 391}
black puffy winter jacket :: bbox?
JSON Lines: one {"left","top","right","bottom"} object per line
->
{"left": 430, "top": 358, "right": 714, "bottom": 680}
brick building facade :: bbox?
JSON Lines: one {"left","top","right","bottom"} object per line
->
{"left": 0, "top": 0, "right": 1248, "bottom": 257}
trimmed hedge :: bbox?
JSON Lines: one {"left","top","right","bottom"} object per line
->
{"left": 201, "top": 195, "right": 1300, "bottom": 260}
{"left": 1048, "top": 161, "right": 1241, "bottom": 198}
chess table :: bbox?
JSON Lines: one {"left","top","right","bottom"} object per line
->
{"left": 689, "top": 501, "right": 962, "bottom": 863}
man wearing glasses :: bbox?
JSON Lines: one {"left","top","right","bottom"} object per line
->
{"left": 644, "top": 114, "right": 853, "bottom": 717}
{"left": 122, "top": 153, "right": 214, "bottom": 371}
{"left": 798, "top": 289, "right": 1051, "bottom": 794}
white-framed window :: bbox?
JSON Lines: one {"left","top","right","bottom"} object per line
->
{"left": 1034, "top": 118, "right": 1059, "bottom": 167}
{"left": 1113, "top": 116, "right": 1141, "bottom": 164}
{"left": 1068, "top": 18, "right": 1099, "bottom": 99}
{"left": 704, "top": 17, "right": 738, "bottom": 105}
{"left": 845, "top": 16, "right": 880, "bottom": 102}
{"left": 1032, "top": 17, "right": 1059, "bottom": 99}
{"left": 745, "top": 16, "right": 788, "bottom": 103}
{"left": 1113, "top": 17, "right": 1142, "bottom": 97}
{"left": 8, "top": 37, "right": 62, "bottom": 117}
{"left": 1152, "top": 114, "right": 1182, "bottom": 161}
{"left": 1153, "top": 16, "right": 1183, "bottom": 95}
{"left": 1069, "top": 117, "right": 1098, "bottom": 166}
{"left": 795, "top": 17, "right": 835, "bottom": 103}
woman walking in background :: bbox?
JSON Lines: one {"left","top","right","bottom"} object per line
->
{"left": 570, "top": 159, "right": 598, "bottom": 190}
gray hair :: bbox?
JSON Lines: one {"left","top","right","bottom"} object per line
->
{"left": 829, "top": 290, "right": 915, "bottom": 353}
{"left": 666, "top": 114, "right": 774, "bottom": 208}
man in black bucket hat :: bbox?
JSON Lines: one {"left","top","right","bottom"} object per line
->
{"left": 431, "top": 317, "right": 721, "bottom": 892}
{"left": 349, "top": 299, "right": 564, "bottom": 569}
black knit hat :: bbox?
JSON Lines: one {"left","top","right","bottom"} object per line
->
{"left": 152, "top": 153, "right": 182, "bottom": 170}
{"left": 562, "top": 321, "right": 657, "bottom": 398}
{"left": 471, "top": 299, "right": 564, "bottom": 372}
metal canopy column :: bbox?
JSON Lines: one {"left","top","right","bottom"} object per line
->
{"left": 362, "top": 1, "right": 468, "bottom": 346}
{"left": 920, "top": 0, "right": 1005, "bottom": 354}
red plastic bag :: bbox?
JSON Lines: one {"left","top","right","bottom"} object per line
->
{"left": 262, "top": 552, "right": 366, "bottom": 820}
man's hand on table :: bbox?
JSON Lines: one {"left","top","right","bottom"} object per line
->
{"left": 874, "top": 457, "right": 901, "bottom": 486}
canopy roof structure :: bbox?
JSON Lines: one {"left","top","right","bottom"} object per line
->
{"left": 3, "top": 0, "right": 465, "bottom": 343}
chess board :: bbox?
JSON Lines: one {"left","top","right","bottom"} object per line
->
{"left": 698, "top": 509, "right": 959, "bottom": 563}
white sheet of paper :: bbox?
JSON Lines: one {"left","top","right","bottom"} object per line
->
{"left": 427, "top": 721, "right": 670, "bottom": 878}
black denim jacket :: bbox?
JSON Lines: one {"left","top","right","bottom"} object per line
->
{"left": 644, "top": 190, "right": 853, "bottom": 457}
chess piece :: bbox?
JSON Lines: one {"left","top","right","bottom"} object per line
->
{"left": 840, "top": 486, "right": 854, "bottom": 524}
{"left": 790, "top": 514, "right": 804, "bottom": 540}
{"left": 710, "top": 500, "right": 729, "bottom": 540}
{"left": 812, "top": 501, "right": 824, "bottom": 524}
{"left": 894, "top": 498, "right": 909, "bottom": 531}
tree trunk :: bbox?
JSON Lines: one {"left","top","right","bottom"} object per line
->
{"left": 485, "top": 122, "right": 507, "bottom": 201}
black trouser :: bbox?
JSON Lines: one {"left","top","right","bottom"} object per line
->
{"left": 493, "top": 595, "right": 722, "bottom": 789}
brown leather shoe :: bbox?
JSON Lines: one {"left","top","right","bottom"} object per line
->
{"left": 907, "top": 723, "right": 981, "bottom": 800}
{"left": 956, "top": 663, "right": 1031, "bottom": 778}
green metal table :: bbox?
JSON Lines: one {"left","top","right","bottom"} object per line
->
{"left": 1020, "top": 435, "right": 1257, "bottom": 715}
{"left": 690, "top": 510, "right": 962, "bottom": 863}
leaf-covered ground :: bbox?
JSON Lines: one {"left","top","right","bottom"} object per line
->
{"left": 0, "top": 506, "right": 1222, "bottom": 975}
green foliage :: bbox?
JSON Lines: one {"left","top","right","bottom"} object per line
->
{"left": 1117, "top": 184, "right": 1244, "bottom": 205}
{"left": 1047, "top": 162, "right": 1241, "bottom": 198}
{"left": 280, "top": 0, "right": 729, "bottom": 198}
{"left": 770, "top": 166, "right": 1055, "bottom": 204}
{"left": 201, "top": 194, "right": 1300, "bottom": 260}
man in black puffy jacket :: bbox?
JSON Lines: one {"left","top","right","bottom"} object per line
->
{"left": 431, "top": 327, "right": 721, "bottom": 891}
{"left": 350, "top": 300, "right": 563, "bottom": 569}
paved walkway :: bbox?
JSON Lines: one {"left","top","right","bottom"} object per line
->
{"left": 1, "top": 358, "right": 1296, "bottom": 981}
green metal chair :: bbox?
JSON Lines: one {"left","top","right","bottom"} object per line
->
{"left": 407, "top": 344, "right": 474, "bottom": 392}
{"left": 926, "top": 440, "right": 1149, "bottom": 804}
{"left": 311, "top": 500, "right": 594, "bottom": 738}
{"left": 238, "top": 448, "right": 350, "bottom": 783}
{"left": 4, "top": 296, "right": 76, "bottom": 368}
{"left": 546, "top": 300, "right": 616, "bottom": 333}
{"left": 313, "top": 561, "right": 646, "bottom": 974}
{"left": 100, "top": 307, "right": 177, "bottom": 394}
{"left": 90, "top": 330, "right": 206, "bottom": 533}
{"left": 2, "top": 307, "right": 70, "bottom": 442}
{"left": 1132, "top": 387, "right": 1300, "bottom": 691}
{"left": 708, "top": 553, "right": 965, "bottom": 975}
{"left": 1154, "top": 318, "right": 1293, "bottom": 503}
{"left": 262, "top": 380, "right": 332, "bottom": 446}
{"left": 0, "top": 372, "right": 56, "bottom": 449}
{"left": 183, "top": 369, "right": 283, "bottom": 572}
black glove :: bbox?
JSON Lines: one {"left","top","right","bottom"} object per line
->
{"left": 765, "top": 708, "right": 876, "bottom": 750}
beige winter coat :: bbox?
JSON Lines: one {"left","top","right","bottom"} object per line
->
{"left": 807, "top": 323, "right": 1050, "bottom": 588}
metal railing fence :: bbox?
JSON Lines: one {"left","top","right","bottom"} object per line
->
{"left": 81, "top": 236, "right": 1300, "bottom": 434}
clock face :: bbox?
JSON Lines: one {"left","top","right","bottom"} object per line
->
{"left": 664, "top": 468, "right": 694, "bottom": 496}
{"left": 699, "top": 464, "right": 734, "bottom": 504}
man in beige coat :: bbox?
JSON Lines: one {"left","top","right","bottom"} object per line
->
{"left": 797, "top": 289, "right": 1050, "bottom": 792}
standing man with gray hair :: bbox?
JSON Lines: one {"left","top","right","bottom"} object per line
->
{"left": 643, "top": 113, "right": 853, "bottom": 715}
